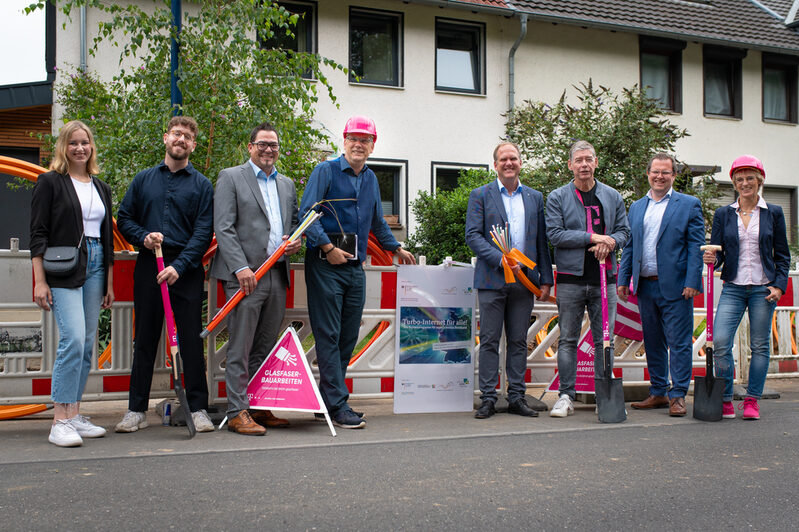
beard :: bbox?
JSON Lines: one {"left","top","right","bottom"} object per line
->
{"left": 166, "top": 144, "right": 190, "bottom": 161}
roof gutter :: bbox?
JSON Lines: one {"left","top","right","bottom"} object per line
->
{"left": 508, "top": 13, "right": 528, "bottom": 110}
{"left": 400, "top": 0, "right": 516, "bottom": 16}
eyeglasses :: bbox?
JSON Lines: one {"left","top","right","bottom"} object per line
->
{"left": 168, "top": 130, "right": 194, "bottom": 142}
{"left": 252, "top": 141, "right": 280, "bottom": 151}
{"left": 649, "top": 171, "right": 673, "bottom": 177}
{"left": 345, "top": 135, "right": 373, "bottom": 145}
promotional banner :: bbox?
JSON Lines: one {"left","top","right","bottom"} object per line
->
{"left": 247, "top": 327, "right": 335, "bottom": 436}
{"left": 394, "top": 264, "right": 476, "bottom": 413}
{"left": 546, "top": 329, "right": 597, "bottom": 394}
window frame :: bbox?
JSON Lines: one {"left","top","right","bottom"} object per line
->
{"left": 348, "top": 7, "right": 404, "bottom": 88}
{"left": 638, "top": 36, "right": 685, "bottom": 113}
{"left": 434, "top": 17, "right": 486, "bottom": 95}
{"left": 431, "top": 161, "right": 489, "bottom": 194}
{"left": 258, "top": 1, "right": 317, "bottom": 79}
{"left": 703, "top": 45, "right": 746, "bottom": 119}
{"left": 368, "top": 158, "right": 408, "bottom": 228}
{"left": 762, "top": 52, "right": 799, "bottom": 124}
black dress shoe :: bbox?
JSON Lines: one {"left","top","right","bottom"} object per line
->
{"left": 474, "top": 400, "right": 496, "bottom": 419}
{"left": 508, "top": 398, "right": 539, "bottom": 417}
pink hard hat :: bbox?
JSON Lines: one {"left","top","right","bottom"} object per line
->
{"left": 729, "top": 155, "right": 765, "bottom": 180}
{"left": 343, "top": 115, "right": 377, "bottom": 143}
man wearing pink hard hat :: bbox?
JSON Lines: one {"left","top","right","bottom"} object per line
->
{"left": 298, "top": 116, "right": 416, "bottom": 429}
{"left": 703, "top": 155, "right": 790, "bottom": 420}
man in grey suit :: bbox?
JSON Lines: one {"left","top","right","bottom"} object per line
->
{"left": 210, "top": 123, "right": 300, "bottom": 435}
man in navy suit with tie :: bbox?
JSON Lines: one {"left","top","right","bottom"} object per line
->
{"left": 465, "top": 142, "right": 554, "bottom": 419}
{"left": 618, "top": 153, "right": 705, "bottom": 417}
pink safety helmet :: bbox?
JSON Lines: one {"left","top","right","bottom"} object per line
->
{"left": 343, "top": 115, "right": 377, "bottom": 143}
{"left": 729, "top": 155, "right": 765, "bottom": 180}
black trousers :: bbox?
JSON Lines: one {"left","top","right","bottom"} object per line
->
{"left": 128, "top": 250, "right": 208, "bottom": 412}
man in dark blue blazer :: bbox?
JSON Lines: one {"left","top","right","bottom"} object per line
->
{"left": 465, "top": 142, "right": 554, "bottom": 419}
{"left": 618, "top": 153, "right": 705, "bottom": 416}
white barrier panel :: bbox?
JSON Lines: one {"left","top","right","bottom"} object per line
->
{"left": 1, "top": 245, "right": 797, "bottom": 405}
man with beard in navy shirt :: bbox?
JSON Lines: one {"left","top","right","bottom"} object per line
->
{"left": 115, "top": 116, "right": 215, "bottom": 434}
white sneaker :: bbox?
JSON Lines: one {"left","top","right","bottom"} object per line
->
{"left": 192, "top": 409, "right": 215, "bottom": 432}
{"left": 49, "top": 419, "right": 83, "bottom": 447}
{"left": 115, "top": 411, "right": 148, "bottom": 433}
{"left": 550, "top": 394, "right": 574, "bottom": 418}
{"left": 70, "top": 414, "right": 107, "bottom": 438}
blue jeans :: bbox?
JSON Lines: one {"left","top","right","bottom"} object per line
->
{"left": 50, "top": 238, "right": 105, "bottom": 404}
{"left": 556, "top": 282, "right": 616, "bottom": 399}
{"left": 713, "top": 283, "right": 776, "bottom": 401}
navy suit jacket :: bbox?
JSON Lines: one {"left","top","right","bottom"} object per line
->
{"left": 710, "top": 203, "right": 790, "bottom": 293}
{"left": 618, "top": 191, "right": 705, "bottom": 301}
{"left": 465, "top": 181, "right": 554, "bottom": 290}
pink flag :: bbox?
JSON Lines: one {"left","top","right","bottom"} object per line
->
{"left": 615, "top": 293, "right": 643, "bottom": 342}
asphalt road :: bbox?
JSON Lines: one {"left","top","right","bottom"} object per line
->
{"left": 1, "top": 384, "right": 797, "bottom": 531}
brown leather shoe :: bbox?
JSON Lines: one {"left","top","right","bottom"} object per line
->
{"left": 250, "top": 409, "right": 290, "bottom": 428}
{"left": 669, "top": 397, "right": 687, "bottom": 417}
{"left": 631, "top": 395, "right": 669, "bottom": 409}
{"left": 228, "top": 410, "right": 266, "bottom": 435}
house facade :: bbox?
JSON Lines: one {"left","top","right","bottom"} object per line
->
{"left": 3, "top": 0, "right": 798, "bottom": 244}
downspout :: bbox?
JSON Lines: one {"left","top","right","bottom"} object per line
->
{"left": 508, "top": 14, "right": 528, "bottom": 111}
{"left": 170, "top": 0, "right": 183, "bottom": 115}
{"left": 79, "top": 5, "right": 87, "bottom": 72}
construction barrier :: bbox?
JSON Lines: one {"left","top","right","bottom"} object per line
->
{"left": 1, "top": 245, "right": 798, "bottom": 406}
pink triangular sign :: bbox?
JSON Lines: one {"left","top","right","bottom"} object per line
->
{"left": 247, "top": 327, "right": 327, "bottom": 413}
{"left": 546, "top": 330, "right": 597, "bottom": 394}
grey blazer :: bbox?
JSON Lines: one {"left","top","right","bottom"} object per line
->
{"left": 209, "top": 162, "right": 299, "bottom": 286}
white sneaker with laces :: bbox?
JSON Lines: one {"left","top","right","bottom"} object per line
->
{"left": 192, "top": 409, "right": 215, "bottom": 432}
{"left": 550, "top": 394, "right": 574, "bottom": 418}
{"left": 70, "top": 414, "right": 107, "bottom": 438}
{"left": 49, "top": 419, "right": 83, "bottom": 447}
{"left": 115, "top": 410, "right": 148, "bottom": 433}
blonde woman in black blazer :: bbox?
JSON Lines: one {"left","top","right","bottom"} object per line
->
{"left": 30, "top": 120, "right": 114, "bottom": 447}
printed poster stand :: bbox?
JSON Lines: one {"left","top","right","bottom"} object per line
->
{"left": 394, "top": 262, "right": 476, "bottom": 414}
{"left": 219, "top": 327, "right": 336, "bottom": 436}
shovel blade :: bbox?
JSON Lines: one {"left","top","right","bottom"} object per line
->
{"left": 692, "top": 375, "right": 723, "bottom": 421}
{"left": 595, "top": 377, "right": 626, "bottom": 423}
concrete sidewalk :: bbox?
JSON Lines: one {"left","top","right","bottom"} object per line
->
{"left": 2, "top": 379, "right": 797, "bottom": 464}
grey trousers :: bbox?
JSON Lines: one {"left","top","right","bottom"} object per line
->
{"left": 223, "top": 267, "right": 287, "bottom": 417}
{"left": 477, "top": 283, "right": 534, "bottom": 404}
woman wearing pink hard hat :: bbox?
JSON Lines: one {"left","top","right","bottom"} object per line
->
{"left": 703, "top": 155, "right": 790, "bottom": 420}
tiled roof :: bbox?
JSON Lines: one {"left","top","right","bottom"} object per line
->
{"left": 450, "top": 0, "right": 799, "bottom": 54}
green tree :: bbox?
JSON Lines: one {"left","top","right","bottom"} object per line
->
{"left": 506, "top": 80, "right": 719, "bottom": 227}
{"left": 408, "top": 81, "right": 721, "bottom": 261}
{"left": 29, "top": 0, "right": 346, "bottom": 206}
{"left": 405, "top": 168, "right": 495, "bottom": 264}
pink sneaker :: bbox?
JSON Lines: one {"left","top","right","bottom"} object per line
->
{"left": 722, "top": 401, "right": 735, "bottom": 419}
{"left": 741, "top": 397, "right": 760, "bottom": 420}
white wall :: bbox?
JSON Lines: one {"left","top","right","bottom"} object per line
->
{"left": 51, "top": 0, "right": 798, "bottom": 234}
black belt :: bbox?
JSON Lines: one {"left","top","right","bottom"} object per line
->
{"left": 641, "top": 275, "right": 658, "bottom": 281}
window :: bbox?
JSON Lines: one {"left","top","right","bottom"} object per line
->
{"left": 639, "top": 36, "right": 685, "bottom": 113}
{"left": 259, "top": 1, "right": 316, "bottom": 78}
{"left": 432, "top": 162, "right": 489, "bottom": 193}
{"left": 435, "top": 19, "right": 485, "bottom": 94}
{"left": 762, "top": 53, "right": 798, "bottom": 123}
{"left": 369, "top": 160, "right": 407, "bottom": 226}
{"left": 349, "top": 8, "right": 403, "bottom": 87}
{"left": 703, "top": 45, "right": 746, "bottom": 118}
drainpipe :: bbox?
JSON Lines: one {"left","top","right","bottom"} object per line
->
{"left": 79, "top": 4, "right": 87, "bottom": 72}
{"left": 508, "top": 14, "right": 528, "bottom": 111}
{"left": 170, "top": 0, "right": 183, "bottom": 115}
